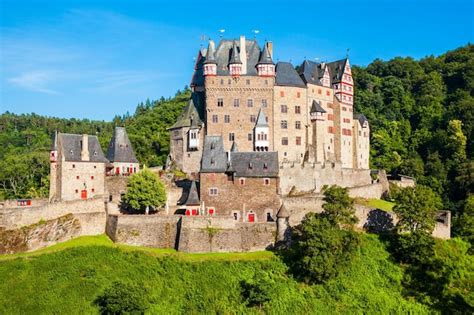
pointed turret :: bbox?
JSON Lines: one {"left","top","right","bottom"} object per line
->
{"left": 185, "top": 181, "right": 200, "bottom": 206}
{"left": 203, "top": 40, "right": 217, "bottom": 76}
{"left": 50, "top": 131, "right": 58, "bottom": 162}
{"left": 229, "top": 41, "right": 242, "bottom": 76}
{"left": 257, "top": 42, "right": 275, "bottom": 77}
{"left": 254, "top": 108, "right": 269, "bottom": 151}
{"left": 277, "top": 203, "right": 290, "bottom": 218}
{"left": 107, "top": 127, "right": 140, "bottom": 175}
{"left": 310, "top": 100, "right": 326, "bottom": 122}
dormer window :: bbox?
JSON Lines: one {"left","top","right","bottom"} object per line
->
{"left": 263, "top": 163, "right": 268, "bottom": 170}
{"left": 248, "top": 162, "right": 253, "bottom": 170}
{"left": 210, "top": 142, "right": 215, "bottom": 150}
{"left": 70, "top": 149, "right": 73, "bottom": 155}
{"left": 94, "top": 151, "right": 98, "bottom": 156}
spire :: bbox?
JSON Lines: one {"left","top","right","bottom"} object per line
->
{"left": 255, "top": 108, "right": 268, "bottom": 127}
{"left": 229, "top": 41, "right": 242, "bottom": 64}
{"left": 230, "top": 141, "right": 238, "bottom": 152}
{"left": 185, "top": 181, "right": 200, "bottom": 206}
{"left": 107, "top": 127, "right": 139, "bottom": 163}
{"left": 51, "top": 130, "right": 58, "bottom": 151}
{"left": 204, "top": 40, "right": 217, "bottom": 64}
{"left": 257, "top": 43, "right": 274, "bottom": 65}
{"left": 310, "top": 100, "right": 326, "bottom": 114}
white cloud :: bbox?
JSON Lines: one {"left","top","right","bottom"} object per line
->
{"left": 8, "top": 70, "right": 60, "bottom": 94}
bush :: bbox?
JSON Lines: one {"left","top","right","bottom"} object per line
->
{"left": 94, "top": 281, "right": 150, "bottom": 315}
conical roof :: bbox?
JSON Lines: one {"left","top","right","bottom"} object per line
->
{"left": 106, "top": 127, "right": 139, "bottom": 163}
{"left": 257, "top": 43, "right": 274, "bottom": 65}
{"left": 277, "top": 203, "right": 290, "bottom": 218}
{"left": 229, "top": 41, "right": 242, "bottom": 64}
{"left": 255, "top": 108, "right": 268, "bottom": 127}
{"left": 51, "top": 130, "right": 58, "bottom": 150}
{"left": 185, "top": 181, "right": 200, "bottom": 206}
{"left": 310, "top": 100, "right": 326, "bottom": 113}
{"left": 204, "top": 40, "right": 217, "bottom": 64}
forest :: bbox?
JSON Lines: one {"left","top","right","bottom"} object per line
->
{"left": 0, "top": 44, "right": 472, "bottom": 240}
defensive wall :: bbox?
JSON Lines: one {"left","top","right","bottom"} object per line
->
{"left": 278, "top": 162, "right": 388, "bottom": 196}
{"left": 106, "top": 214, "right": 276, "bottom": 253}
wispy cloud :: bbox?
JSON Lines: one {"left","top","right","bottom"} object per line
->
{"left": 8, "top": 70, "right": 61, "bottom": 94}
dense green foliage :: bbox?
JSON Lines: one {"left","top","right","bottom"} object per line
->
{"left": 322, "top": 185, "right": 358, "bottom": 227}
{"left": 0, "top": 234, "right": 435, "bottom": 314}
{"left": 121, "top": 169, "right": 166, "bottom": 213}
{"left": 95, "top": 281, "right": 151, "bottom": 314}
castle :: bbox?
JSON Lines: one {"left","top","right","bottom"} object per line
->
{"left": 49, "top": 127, "right": 139, "bottom": 202}
{"left": 169, "top": 36, "right": 370, "bottom": 176}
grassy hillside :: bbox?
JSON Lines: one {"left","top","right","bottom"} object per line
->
{"left": 0, "top": 234, "right": 430, "bottom": 314}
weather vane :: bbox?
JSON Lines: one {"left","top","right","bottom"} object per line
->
{"left": 346, "top": 48, "right": 350, "bottom": 58}
{"left": 252, "top": 30, "right": 260, "bottom": 38}
{"left": 219, "top": 29, "right": 225, "bottom": 38}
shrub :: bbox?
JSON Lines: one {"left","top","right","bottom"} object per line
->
{"left": 94, "top": 281, "right": 150, "bottom": 315}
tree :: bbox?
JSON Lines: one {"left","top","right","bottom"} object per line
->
{"left": 456, "top": 195, "right": 474, "bottom": 253}
{"left": 322, "top": 185, "right": 358, "bottom": 227}
{"left": 392, "top": 185, "right": 442, "bottom": 234}
{"left": 94, "top": 281, "right": 150, "bottom": 314}
{"left": 122, "top": 169, "right": 166, "bottom": 214}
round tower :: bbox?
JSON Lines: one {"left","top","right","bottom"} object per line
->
{"left": 203, "top": 40, "right": 217, "bottom": 76}
{"left": 276, "top": 203, "right": 290, "bottom": 243}
{"left": 228, "top": 41, "right": 242, "bottom": 76}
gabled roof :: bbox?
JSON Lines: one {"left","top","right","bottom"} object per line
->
{"left": 201, "top": 136, "right": 227, "bottom": 173}
{"left": 257, "top": 43, "right": 274, "bottom": 65}
{"left": 310, "top": 100, "right": 326, "bottom": 113}
{"left": 169, "top": 95, "right": 204, "bottom": 130}
{"left": 327, "top": 58, "right": 348, "bottom": 84}
{"left": 275, "top": 62, "right": 306, "bottom": 88}
{"left": 255, "top": 108, "right": 269, "bottom": 127}
{"left": 298, "top": 60, "right": 324, "bottom": 86}
{"left": 277, "top": 203, "right": 290, "bottom": 218}
{"left": 58, "top": 133, "right": 108, "bottom": 163}
{"left": 355, "top": 114, "right": 369, "bottom": 126}
{"left": 185, "top": 181, "right": 200, "bottom": 206}
{"left": 107, "top": 127, "right": 139, "bottom": 163}
{"left": 229, "top": 41, "right": 242, "bottom": 64}
{"left": 230, "top": 152, "right": 279, "bottom": 178}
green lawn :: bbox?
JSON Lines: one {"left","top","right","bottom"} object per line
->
{"left": 0, "top": 234, "right": 274, "bottom": 262}
{"left": 355, "top": 198, "right": 395, "bottom": 211}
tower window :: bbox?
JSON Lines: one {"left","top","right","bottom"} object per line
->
{"left": 296, "top": 137, "right": 302, "bottom": 145}
{"left": 263, "top": 163, "right": 268, "bottom": 169}
{"left": 233, "top": 99, "right": 240, "bottom": 107}
{"left": 246, "top": 79, "right": 250, "bottom": 85}
{"left": 280, "top": 120, "right": 288, "bottom": 129}
{"left": 295, "top": 121, "right": 301, "bottom": 129}
{"left": 247, "top": 99, "right": 253, "bottom": 107}
{"left": 295, "top": 106, "right": 301, "bottom": 114}
{"left": 261, "top": 99, "right": 267, "bottom": 107}
{"left": 248, "top": 133, "right": 252, "bottom": 141}
{"left": 264, "top": 178, "right": 270, "bottom": 185}
{"left": 250, "top": 115, "right": 256, "bottom": 123}
{"left": 212, "top": 115, "right": 218, "bottom": 123}
{"left": 297, "top": 91, "right": 301, "bottom": 98}
{"left": 224, "top": 115, "right": 230, "bottom": 123}
{"left": 282, "top": 137, "right": 288, "bottom": 145}
{"left": 281, "top": 105, "right": 288, "bottom": 113}
{"left": 229, "top": 133, "right": 235, "bottom": 141}
{"left": 248, "top": 163, "right": 253, "bottom": 170}
{"left": 280, "top": 91, "right": 285, "bottom": 97}
{"left": 209, "top": 188, "right": 218, "bottom": 196}
{"left": 240, "top": 178, "right": 245, "bottom": 185}
{"left": 217, "top": 98, "right": 224, "bottom": 107}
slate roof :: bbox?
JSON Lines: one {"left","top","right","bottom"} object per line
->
{"left": 275, "top": 62, "right": 306, "bottom": 87}
{"left": 277, "top": 203, "right": 290, "bottom": 218}
{"left": 298, "top": 60, "right": 324, "bottom": 86}
{"left": 229, "top": 152, "right": 279, "bottom": 178}
{"left": 106, "top": 127, "right": 139, "bottom": 163}
{"left": 58, "top": 133, "right": 108, "bottom": 163}
{"left": 257, "top": 43, "right": 274, "bottom": 65}
{"left": 200, "top": 136, "right": 228, "bottom": 173}
{"left": 229, "top": 41, "right": 242, "bottom": 64}
{"left": 169, "top": 93, "right": 205, "bottom": 130}
{"left": 255, "top": 108, "right": 269, "bottom": 127}
{"left": 185, "top": 181, "right": 200, "bottom": 205}
{"left": 326, "top": 58, "right": 348, "bottom": 84}
{"left": 203, "top": 40, "right": 217, "bottom": 64}
{"left": 310, "top": 100, "right": 326, "bottom": 113}
{"left": 355, "top": 114, "right": 369, "bottom": 126}
{"left": 230, "top": 141, "right": 238, "bottom": 152}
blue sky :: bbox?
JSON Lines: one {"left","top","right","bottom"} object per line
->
{"left": 1, "top": 0, "right": 473, "bottom": 120}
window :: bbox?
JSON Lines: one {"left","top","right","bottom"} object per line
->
{"left": 208, "top": 208, "right": 215, "bottom": 215}
{"left": 217, "top": 98, "right": 223, "bottom": 107}
{"left": 281, "top": 105, "right": 288, "bottom": 113}
{"left": 209, "top": 187, "right": 218, "bottom": 196}
{"left": 91, "top": 176, "right": 94, "bottom": 180}
{"left": 297, "top": 91, "right": 301, "bottom": 98}
{"left": 228, "top": 79, "right": 231, "bottom": 84}
{"left": 246, "top": 79, "right": 250, "bottom": 85}
{"left": 72, "top": 164, "right": 76, "bottom": 168}
{"left": 342, "top": 107, "right": 347, "bottom": 111}
{"left": 224, "top": 115, "right": 230, "bottom": 123}
{"left": 282, "top": 137, "right": 288, "bottom": 145}
{"left": 359, "top": 131, "right": 362, "bottom": 136}
{"left": 265, "top": 79, "right": 268, "bottom": 85}
{"left": 343, "top": 118, "right": 351, "bottom": 123}
{"left": 94, "top": 165, "right": 97, "bottom": 169}
{"left": 280, "top": 91, "right": 285, "bottom": 97}
{"left": 250, "top": 115, "right": 256, "bottom": 123}
{"left": 212, "top": 115, "right": 218, "bottom": 123}
{"left": 261, "top": 99, "right": 267, "bottom": 107}
{"left": 326, "top": 90, "right": 330, "bottom": 96}
{"left": 220, "top": 79, "right": 224, "bottom": 85}
{"left": 229, "top": 133, "right": 235, "bottom": 141}
{"left": 295, "top": 106, "right": 301, "bottom": 114}
{"left": 240, "top": 178, "right": 245, "bottom": 185}
{"left": 76, "top": 176, "right": 80, "bottom": 179}
{"left": 296, "top": 137, "right": 302, "bottom": 145}
{"left": 248, "top": 162, "right": 253, "bottom": 170}
{"left": 328, "top": 114, "right": 334, "bottom": 121}
{"left": 75, "top": 189, "right": 79, "bottom": 193}
{"left": 295, "top": 121, "right": 301, "bottom": 129}
{"left": 263, "top": 178, "right": 270, "bottom": 185}
{"left": 233, "top": 99, "right": 240, "bottom": 107}
{"left": 91, "top": 188, "right": 95, "bottom": 193}
{"left": 233, "top": 212, "right": 239, "bottom": 220}
{"left": 247, "top": 99, "right": 253, "bottom": 107}
{"left": 248, "top": 133, "right": 252, "bottom": 141}
{"left": 318, "top": 89, "right": 322, "bottom": 94}
{"left": 328, "top": 126, "right": 334, "bottom": 134}
{"left": 263, "top": 163, "right": 268, "bottom": 169}
{"left": 280, "top": 120, "right": 288, "bottom": 129}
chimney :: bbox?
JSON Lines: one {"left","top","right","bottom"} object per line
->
{"left": 266, "top": 41, "right": 273, "bottom": 59}
{"left": 81, "top": 134, "right": 89, "bottom": 161}
{"left": 239, "top": 35, "right": 247, "bottom": 75}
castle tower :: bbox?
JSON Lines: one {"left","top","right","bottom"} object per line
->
{"left": 49, "top": 131, "right": 59, "bottom": 202}
{"left": 229, "top": 41, "right": 242, "bottom": 76}
{"left": 254, "top": 108, "right": 269, "bottom": 151}
{"left": 309, "top": 100, "right": 327, "bottom": 164}
{"left": 256, "top": 42, "right": 275, "bottom": 77}
{"left": 203, "top": 40, "right": 217, "bottom": 76}
{"left": 276, "top": 203, "right": 290, "bottom": 243}
{"left": 106, "top": 127, "right": 139, "bottom": 176}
